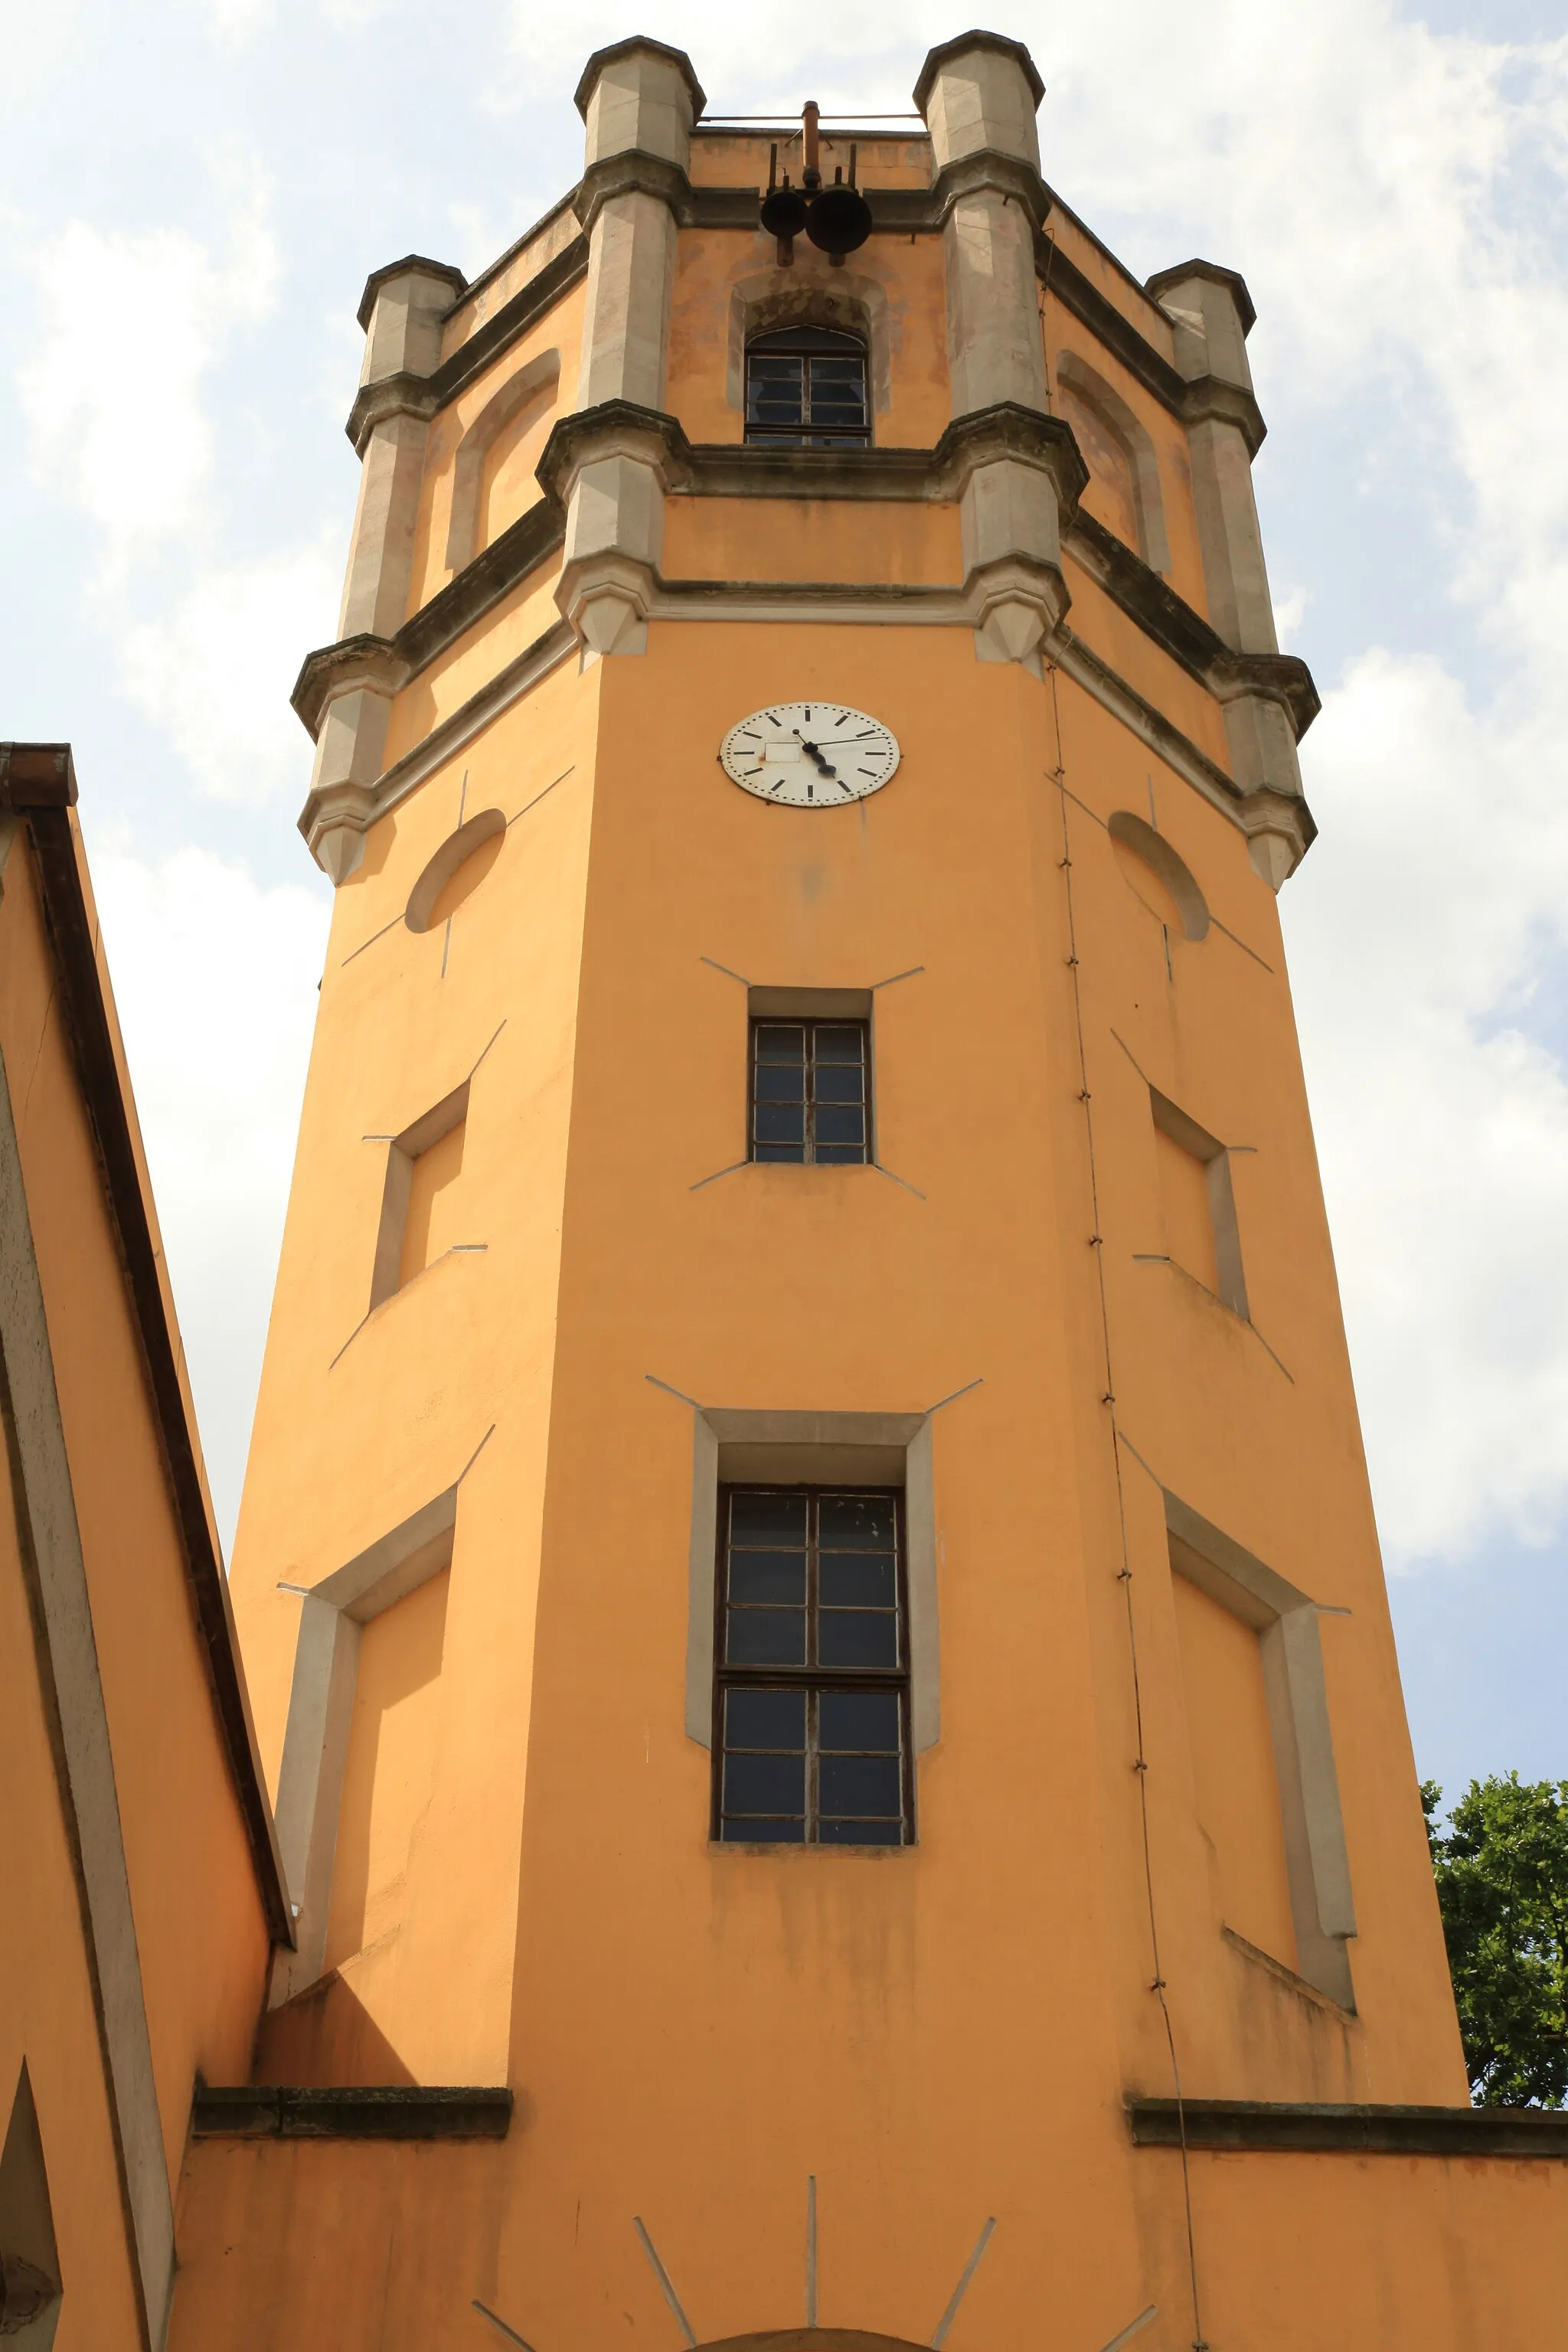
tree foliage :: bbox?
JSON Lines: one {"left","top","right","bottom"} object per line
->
{"left": 1423, "top": 1773, "right": 1568, "bottom": 2107}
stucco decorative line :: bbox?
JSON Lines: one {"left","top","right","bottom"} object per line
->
{"left": 929, "top": 2216, "right": 998, "bottom": 2349}
{"left": 926, "top": 1376, "right": 985, "bottom": 1418}
{"left": 645, "top": 1374, "right": 704, "bottom": 1411}
{"left": 871, "top": 964, "right": 926, "bottom": 990}
{"left": 699, "top": 955, "right": 751, "bottom": 987}
{"left": 1208, "top": 913, "right": 1274, "bottom": 973}
{"left": 870, "top": 1160, "right": 926, "bottom": 1200}
{"left": 1135, "top": 1254, "right": 1296, "bottom": 1383}
{"left": 341, "top": 913, "right": 403, "bottom": 969}
{"left": 1099, "top": 2308, "right": 1158, "bottom": 2352}
{"left": 472, "top": 2299, "right": 541, "bottom": 2350}
{"left": 1047, "top": 697, "right": 1209, "bottom": 2352}
{"left": 507, "top": 766, "right": 576, "bottom": 828}
{"left": 688, "top": 1158, "right": 750, "bottom": 1193}
{"left": 632, "top": 2218, "right": 697, "bottom": 2350}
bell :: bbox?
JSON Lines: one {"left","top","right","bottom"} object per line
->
{"left": 805, "top": 178, "right": 872, "bottom": 256}
{"left": 760, "top": 181, "right": 809, "bottom": 240}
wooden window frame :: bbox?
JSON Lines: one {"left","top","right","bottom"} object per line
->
{"left": 711, "top": 1484, "right": 913, "bottom": 1847}
{"left": 743, "top": 324, "right": 871, "bottom": 449}
{"left": 749, "top": 1016, "right": 871, "bottom": 1167}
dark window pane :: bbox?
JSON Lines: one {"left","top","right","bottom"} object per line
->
{"left": 819, "top": 1754, "right": 903, "bottom": 1818}
{"left": 728, "top": 1550, "right": 808, "bottom": 1605}
{"left": 755, "top": 1142, "right": 807, "bottom": 1163}
{"left": 813, "top": 1027, "right": 864, "bottom": 1062}
{"left": 818, "top": 1553, "right": 896, "bottom": 1609}
{"left": 730, "top": 1491, "right": 808, "bottom": 1540}
{"left": 812, "top": 1065, "right": 864, "bottom": 1102}
{"left": 727, "top": 1608, "right": 808, "bottom": 1666}
{"left": 813, "top": 1142, "right": 867, "bottom": 1165}
{"left": 812, "top": 1106, "right": 865, "bottom": 1145}
{"left": 755, "top": 1102, "right": 806, "bottom": 1144}
{"left": 755, "top": 1066, "right": 805, "bottom": 1102}
{"left": 818, "top": 1609, "right": 900, "bottom": 1668}
{"left": 725, "top": 1687, "right": 807, "bottom": 1749}
{"left": 724, "top": 1751, "right": 807, "bottom": 1816}
{"left": 818, "top": 1817, "right": 902, "bottom": 1845}
{"left": 756, "top": 1027, "right": 806, "bottom": 1061}
{"left": 721, "top": 1817, "right": 806, "bottom": 1843}
{"left": 819, "top": 1690, "right": 900, "bottom": 1753}
{"left": 818, "top": 1494, "right": 897, "bottom": 1549}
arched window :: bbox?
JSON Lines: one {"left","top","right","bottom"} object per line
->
{"left": 744, "top": 325, "right": 870, "bottom": 448}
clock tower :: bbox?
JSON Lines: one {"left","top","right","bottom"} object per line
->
{"left": 168, "top": 28, "right": 1568, "bottom": 2352}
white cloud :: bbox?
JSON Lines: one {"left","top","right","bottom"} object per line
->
{"left": 119, "top": 533, "right": 341, "bottom": 804}
{"left": 87, "top": 834, "right": 331, "bottom": 1546}
{"left": 15, "top": 188, "right": 278, "bottom": 563}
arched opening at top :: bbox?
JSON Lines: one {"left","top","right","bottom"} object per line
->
{"left": 444, "top": 348, "right": 560, "bottom": 573}
{"left": 1108, "top": 810, "right": 1209, "bottom": 942}
{"left": 744, "top": 325, "right": 870, "bottom": 449}
{"left": 1056, "top": 350, "right": 1171, "bottom": 575}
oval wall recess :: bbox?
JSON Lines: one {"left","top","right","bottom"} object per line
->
{"left": 1106, "top": 811, "right": 1209, "bottom": 942}
{"left": 405, "top": 808, "right": 506, "bottom": 934}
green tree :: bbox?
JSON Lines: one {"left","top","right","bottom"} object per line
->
{"left": 1423, "top": 1774, "right": 1568, "bottom": 2107}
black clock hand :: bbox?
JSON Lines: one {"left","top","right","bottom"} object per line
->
{"left": 793, "top": 731, "right": 839, "bottom": 777}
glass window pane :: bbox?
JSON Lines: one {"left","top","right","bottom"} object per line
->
{"left": 722, "top": 1816, "right": 806, "bottom": 1843}
{"left": 812, "top": 1066, "right": 864, "bottom": 1103}
{"left": 756, "top": 1027, "right": 806, "bottom": 1061}
{"left": 818, "top": 1691, "right": 900, "bottom": 1753}
{"left": 818, "top": 1754, "right": 903, "bottom": 1818}
{"left": 725, "top": 1688, "right": 807, "bottom": 1749}
{"left": 755, "top": 1102, "right": 806, "bottom": 1144}
{"left": 812, "top": 1106, "right": 865, "bottom": 1145}
{"left": 755, "top": 1142, "right": 807, "bottom": 1162}
{"left": 818, "top": 1817, "right": 901, "bottom": 1845}
{"left": 730, "top": 1491, "right": 809, "bottom": 1540}
{"left": 812, "top": 1027, "right": 864, "bottom": 1062}
{"left": 818, "top": 1494, "right": 897, "bottom": 1549}
{"left": 728, "top": 1550, "right": 808, "bottom": 1605}
{"left": 724, "top": 1751, "right": 807, "bottom": 1816}
{"left": 812, "top": 1142, "right": 867, "bottom": 1165}
{"left": 755, "top": 1066, "right": 805, "bottom": 1102}
{"left": 726, "top": 1608, "right": 807, "bottom": 1666}
{"left": 818, "top": 1553, "right": 896, "bottom": 1609}
{"left": 818, "top": 1609, "right": 900, "bottom": 1668}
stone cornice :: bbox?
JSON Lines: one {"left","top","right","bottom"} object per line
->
{"left": 1182, "top": 373, "right": 1267, "bottom": 457}
{"left": 913, "top": 29, "right": 1046, "bottom": 112}
{"left": 1145, "top": 258, "right": 1257, "bottom": 335}
{"left": 355, "top": 253, "right": 466, "bottom": 332}
{"left": 345, "top": 237, "right": 590, "bottom": 452}
{"left": 930, "top": 149, "right": 1050, "bottom": 230}
{"left": 292, "top": 495, "right": 567, "bottom": 740}
{"left": 194, "top": 2085, "right": 513, "bottom": 2141}
{"left": 1068, "top": 511, "right": 1315, "bottom": 737}
{"left": 574, "top": 149, "right": 692, "bottom": 237}
{"left": 573, "top": 36, "right": 706, "bottom": 122}
{"left": 1129, "top": 2096, "right": 1568, "bottom": 2158}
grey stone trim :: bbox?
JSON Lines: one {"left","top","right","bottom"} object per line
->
{"left": 1041, "top": 240, "right": 1268, "bottom": 454}
{"left": 1180, "top": 374, "right": 1266, "bottom": 459}
{"left": 573, "top": 36, "right": 706, "bottom": 123}
{"left": 356, "top": 254, "right": 466, "bottom": 335}
{"left": 1145, "top": 258, "right": 1257, "bottom": 336}
{"left": 1127, "top": 2097, "right": 1568, "bottom": 2158}
{"left": 345, "top": 240, "right": 590, "bottom": 454}
{"left": 681, "top": 1407, "right": 941, "bottom": 1755}
{"left": 0, "top": 844, "right": 173, "bottom": 2350}
{"left": 291, "top": 499, "right": 567, "bottom": 742}
{"left": 1163, "top": 1491, "right": 1356, "bottom": 2007}
{"left": 914, "top": 29, "right": 1045, "bottom": 113}
{"left": 192, "top": 2086, "right": 511, "bottom": 2141}
{"left": 574, "top": 149, "right": 691, "bottom": 237}
{"left": 930, "top": 149, "right": 1049, "bottom": 229}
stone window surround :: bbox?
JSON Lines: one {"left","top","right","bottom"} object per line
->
{"left": 684, "top": 1410, "right": 939, "bottom": 1758}
{"left": 725, "top": 267, "right": 893, "bottom": 426}
{"left": 1149, "top": 1086, "right": 1248, "bottom": 1321}
{"left": 443, "top": 347, "right": 561, "bottom": 573}
{"left": 1163, "top": 1488, "right": 1357, "bottom": 2011}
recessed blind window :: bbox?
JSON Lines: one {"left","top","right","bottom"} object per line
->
{"left": 751, "top": 1020, "right": 869, "bottom": 1165}
{"left": 744, "top": 326, "right": 871, "bottom": 448}
{"left": 714, "top": 1487, "right": 911, "bottom": 1846}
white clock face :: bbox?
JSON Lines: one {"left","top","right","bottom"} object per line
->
{"left": 719, "top": 703, "right": 900, "bottom": 807}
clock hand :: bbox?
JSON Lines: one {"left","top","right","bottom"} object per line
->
{"left": 792, "top": 730, "right": 839, "bottom": 778}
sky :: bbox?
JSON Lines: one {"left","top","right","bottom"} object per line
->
{"left": 3, "top": 0, "right": 1566, "bottom": 1807}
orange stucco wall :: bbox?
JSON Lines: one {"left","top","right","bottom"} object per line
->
{"left": 0, "top": 822, "right": 273, "bottom": 2342}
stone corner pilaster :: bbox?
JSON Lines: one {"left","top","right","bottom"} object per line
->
{"left": 573, "top": 38, "right": 705, "bottom": 166}
{"left": 913, "top": 31, "right": 1046, "bottom": 146}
